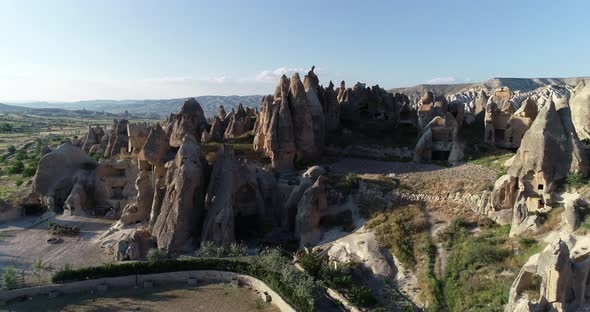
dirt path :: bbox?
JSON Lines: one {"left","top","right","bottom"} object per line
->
{"left": 0, "top": 213, "right": 113, "bottom": 275}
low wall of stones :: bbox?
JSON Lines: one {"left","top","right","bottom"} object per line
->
{"left": 390, "top": 190, "right": 512, "bottom": 225}
{"left": 0, "top": 270, "right": 295, "bottom": 312}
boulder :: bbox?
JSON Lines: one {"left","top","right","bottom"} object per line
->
{"left": 152, "top": 134, "right": 205, "bottom": 251}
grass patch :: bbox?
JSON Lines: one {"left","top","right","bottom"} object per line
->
{"left": 440, "top": 219, "right": 543, "bottom": 312}
{"left": 366, "top": 202, "right": 444, "bottom": 310}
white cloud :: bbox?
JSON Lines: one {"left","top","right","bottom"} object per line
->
{"left": 255, "top": 67, "right": 304, "bottom": 82}
{"left": 426, "top": 76, "right": 457, "bottom": 84}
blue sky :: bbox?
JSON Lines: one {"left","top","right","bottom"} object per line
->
{"left": 1, "top": 0, "right": 589, "bottom": 101}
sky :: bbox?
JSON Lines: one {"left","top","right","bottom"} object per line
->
{"left": 1, "top": 0, "right": 589, "bottom": 102}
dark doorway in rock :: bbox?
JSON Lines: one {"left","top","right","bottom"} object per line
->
{"left": 432, "top": 150, "right": 450, "bottom": 161}
{"left": 234, "top": 214, "right": 266, "bottom": 241}
{"left": 495, "top": 129, "right": 506, "bottom": 143}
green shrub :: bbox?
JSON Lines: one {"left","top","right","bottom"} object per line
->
{"left": 565, "top": 173, "right": 587, "bottom": 189}
{"left": 22, "top": 166, "right": 37, "bottom": 178}
{"left": 15, "top": 179, "right": 24, "bottom": 187}
{"left": 348, "top": 286, "right": 377, "bottom": 307}
{"left": 7, "top": 145, "right": 16, "bottom": 155}
{"left": 195, "top": 241, "right": 216, "bottom": 257}
{"left": 31, "top": 257, "right": 44, "bottom": 283}
{"left": 298, "top": 252, "right": 324, "bottom": 277}
{"left": 227, "top": 242, "right": 247, "bottom": 257}
{"left": 14, "top": 151, "right": 27, "bottom": 161}
{"left": 343, "top": 173, "right": 360, "bottom": 189}
{"left": 7, "top": 160, "right": 24, "bottom": 174}
{"left": 147, "top": 248, "right": 166, "bottom": 263}
{"left": 1, "top": 265, "right": 19, "bottom": 289}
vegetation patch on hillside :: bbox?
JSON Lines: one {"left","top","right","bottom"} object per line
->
{"left": 440, "top": 219, "right": 542, "bottom": 312}
{"left": 365, "top": 202, "right": 445, "bottom": 310}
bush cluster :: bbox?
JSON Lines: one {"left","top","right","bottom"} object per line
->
{"left": 298, "top": 251, "right": 376, "bottom": 308}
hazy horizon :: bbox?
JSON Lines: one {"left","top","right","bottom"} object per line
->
{"left": 2, "top": 0, "right": 590, "bottom": 102}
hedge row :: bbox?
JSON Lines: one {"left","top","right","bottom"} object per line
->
{"left": 51, "top": 258, "right": 249, "bottom": 283}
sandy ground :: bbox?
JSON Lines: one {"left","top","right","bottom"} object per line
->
{"left": 0, "top": 212, "right": 113, "bottom": 278}
{"left": 1, "top": 282, "right": 280, "bottom": 312}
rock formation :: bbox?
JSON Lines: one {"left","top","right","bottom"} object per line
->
{"left": 484, "top": 88, "right": 538, "bottom": 149}
{"left": 506, "top": 236, "right": 590, "bottom": 312}
{"left": 490, "top": 97, "right": 588, "bottom": 236}
{"left": 414, "top": 112, "right": 464, "bottom": 165}
{"left": 127, "top": 123, "right": 150, "bottom": 154}
{"left": 323, "top": 81, "right": 340, "bottom": 131}
{"left": 570, "top": 81, "right": 590, "bottom": 140}
{"left": 224, "top": 103, "right": 254, "bottom": 140}
{"left": 295, "top": 175, "right": 327, "bottom": 247}
{"left": 303, "top": 66, "right": 326, "bottom": 152}
{"left": 104, "top": 119, "right": 129, "bottom": 158}
{"left": 253, "top": 76, "right": 297, "bottom": 171}
{"left": 290, "top": 72, "right": 318, "bottom": 160}
{"left": 167, "top": 98, "right": 208, "bottom": 147}
{"left": 33, "top": 143, "right": 98, "bottom": 213}
{"left": 151, "top": 134, "right": 206, "bottom": 251}
{"left": 81, "top": 126, "right": 104, "bottom": 153}
{"left": 201, "top": 145, "right": 239, "bottom": 245}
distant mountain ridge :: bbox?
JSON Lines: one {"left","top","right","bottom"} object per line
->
{"left": 5, "top": 77, "right": 590, "bottom": 117}
{"left": 8, "top": 95, "right": 264, "bottom": 117}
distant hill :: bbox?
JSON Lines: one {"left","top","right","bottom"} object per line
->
{"left": 389, "top": 77, "right": 590, "bottom": 100}
{"left": 10, "top": 95, "right": 264, "bottom": 118}
{"left": 0, "top": 102, "right": 29, "bottom": 112}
